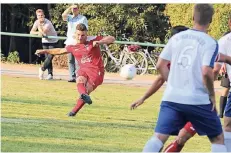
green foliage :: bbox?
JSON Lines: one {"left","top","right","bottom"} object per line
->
{"left": 47, "top": 4, "right": 170, "bottom": 43}
{"left": 164, "top": 4, "right": 194, "bottom": 28}
{"left": 210, "top": 4, "right": 231, "bottom": 39}
{"left": 49, "top": 4, "right": 70, "bottom": 36}
{"left": 165, "top": 4, "right": 231, "bottom": 39}
{"left": 7, "top": 51, "right": 20, "bottom": 63}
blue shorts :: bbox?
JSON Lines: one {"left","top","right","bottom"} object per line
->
{"left": 155, "top": 101, "right": 222, "bottom": 138}
{"left": 225, "top": 92, "right": 231, "bottom": 117}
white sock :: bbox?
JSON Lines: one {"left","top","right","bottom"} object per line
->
{"left": 224, "top": 131, "right": 231, "bottom": 152}
{"left": 211, "top": 144, "right": 227, "bottom": 152}
{"left": 142, "top": 136, "right": 163, "bottom": 152}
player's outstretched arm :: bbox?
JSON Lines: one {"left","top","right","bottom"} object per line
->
{"left": 35, "top": 48, "right": 68, "bottom": 55}
{"left": 93, "top": 36, "right": 115, "bottom": 47}
{"left": 130, "top": 75, "right": 165, "bottom": 110}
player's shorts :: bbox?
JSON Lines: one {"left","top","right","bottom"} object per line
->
{"left": 183, "top": 122, "right": 196, "bottom": 136}
{"left": 155, "top": 101, "right": 222, "bottom": 139}
{"left": 77, "top": 68, "right": 104, "bottom": 90}
{"left": 225, "top": 92, "right": 231, "bottom": 117}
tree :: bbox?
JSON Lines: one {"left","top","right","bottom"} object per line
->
{"left": 1, "top": 4, "right": 49, "bottom": 63}
{"left": 49, "top": 4, "right": 170, "bottom": 43}
{"left": 165, "top": 4, "right": 231, "bottom": 39}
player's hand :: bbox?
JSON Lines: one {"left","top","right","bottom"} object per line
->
{"left": 93, "top": 41, "right": 100, "bottom": 47}
{"left": 130, "top": 98, "right": 145, "bottom": 110}
{"left": 209, "top": 94, "right": 217, "bottom": 112}
{"left": 35, "top": 49, "right": 47, "bottom": 55}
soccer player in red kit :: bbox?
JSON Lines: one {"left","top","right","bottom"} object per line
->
{"left": 35, "top": 23, "right": 115, "bottom": 117}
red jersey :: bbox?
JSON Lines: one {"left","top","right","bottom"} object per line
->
{"left": 65, "top": 36, "right": 104, "bottom": 71}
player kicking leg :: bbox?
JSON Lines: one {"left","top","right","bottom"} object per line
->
{"left": 163, "top": 122, "right": 196, "bottom": 152}
{"left": 35, "top": 23, "right": 115, "bottom": 117}
{"left": 68, "top": 68, "right": 104, "bottom": 116}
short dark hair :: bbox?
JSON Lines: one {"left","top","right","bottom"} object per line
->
{"left": 171, "top": 25, "right": 189, "bottom": 36}
{"left": 193, "top": 4, "right": 214, "bottom": 25}
{"left": 76, "top": 23, "right": 87, "bottom": 31}
{"left": 229, "top": 13, "right": 231, "bottom": 20}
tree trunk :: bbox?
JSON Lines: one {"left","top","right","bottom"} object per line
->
{"left": 9, "top": 4, "right": 16, "bottom": 53}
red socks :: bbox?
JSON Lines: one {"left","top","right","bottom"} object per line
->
{"left": 72, "top": 83, "right": 90, "bottom": 114}
{"left": 164, "top": 122, "right": 196, "bottom": 152}
{"left": 72, "top": 99, "right": 85, "bottom": 114}
{"left": 184, "top": 122, "right": 196, "bottom": 136}
{"left": 164, "top": 140, "right": 184, "bottom": 152}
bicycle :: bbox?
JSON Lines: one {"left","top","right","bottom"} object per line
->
{"left": 140, "top": 45, "right": 161, "bottom": 74}
{"left": 101, "top": 44, "right": 148, "bottom": 75}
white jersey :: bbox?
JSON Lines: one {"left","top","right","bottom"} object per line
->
{"left": 64, "top": 14, "right": 88, "bottom": 45}
{"left": 218, "top": 32, "right": 231, "bottom": 84}
{"left": 160, "top": 29, "right": 218, "bottom": 105}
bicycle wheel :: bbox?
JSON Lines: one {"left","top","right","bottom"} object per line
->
{"left": 105, "top": 50, "right": 121, "bottom": 73}
{"left": 101, "top": 50, "right": 109, "bottom": 68}
{"left": 124, "top": 51, "right": 148, "bottom": 75}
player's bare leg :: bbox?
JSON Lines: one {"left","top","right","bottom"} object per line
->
{"left": 164, "top": 122, "right": 196, "bottom": 152}
{"left": 68, "top": 76, "right": 94, "bottom": 117}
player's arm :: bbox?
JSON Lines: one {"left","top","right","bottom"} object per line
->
{"left": 142, "top": 75, "right": 165, "bottom": 100}
{"left": 156, "top": 37, "right": 172, "bottom": 81}
{"left": 216, "top": 53, "right": 231, "bottom": 66}
{"left": 214, "top": 36, "right": 229, "bottom": 79}
{"left": 93, "top": 36, "right": 115, "bottom": 47}
{"left": 202, "top": 66, "right": 217, "bottom": 111}
{"left": 130, "top": 75, "right": 165, "bottom": 110}
{"left": 202, "top": 42, "right": 218, "bottom": 111}
{"left": 203, "top": 66, "right": 215, "bottom": 96}
{"left": 35, "top": 48, "right": 68, "bottom": 55}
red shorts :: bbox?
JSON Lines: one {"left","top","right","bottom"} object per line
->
{"left": 183, "top": 122, "right": 196, "bottom": 136}
{"left": 77, "top": 68, "right": 104, "bottom": 90}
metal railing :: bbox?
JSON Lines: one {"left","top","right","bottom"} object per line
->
{"left": 0, "top": 32, "right": 166, "bottom": 47}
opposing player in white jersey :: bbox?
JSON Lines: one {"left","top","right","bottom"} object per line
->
{"left": 214, "top": 31, "right": 231, "bottom": 151}
{"left": 142, "top": 4, "right": 227, "bottom": 152}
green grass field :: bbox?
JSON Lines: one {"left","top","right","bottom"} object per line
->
{"left": 1, "top": 75, "right": 215, "bottom": 152}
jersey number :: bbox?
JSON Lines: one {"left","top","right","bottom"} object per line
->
{"left": 177, "top": 46, "right": 195, "bottom": 70}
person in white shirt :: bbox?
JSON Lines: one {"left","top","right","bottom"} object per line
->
{"left": 62, "top": 5, "right": 88, "bottom": 83}
{"left": 30, "top": 9, "right": 58, "bottom": 80}
{"left": 142, "top": 4, "right": 227, "bottom": 152}
{"left": 214, "top": 30, "right": 231, "bottom": 151}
